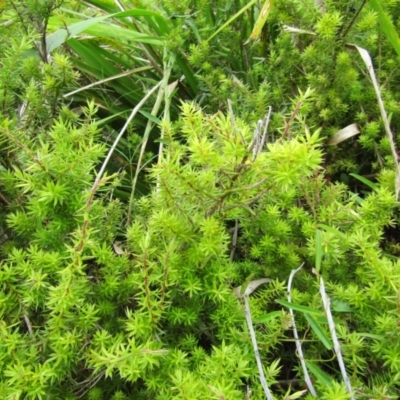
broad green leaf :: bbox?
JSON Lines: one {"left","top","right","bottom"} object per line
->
{"left": 248, "top": 0, "right": 274, "bottom": 42}
{"left": 47, "top": 9, "right": 166, "bottom": 52}
{"left": 305, "top": 362, "right": 333, "bottom": 387}
{"left": 78, "top": 24, "right": 163, "bottom": 45}
{"left": 76, "top": 0, "right": 118, "bottom": 13}
{"left": 254, "top": 311, "right": 282, "bottom": 323}
{"left": 315, "top": 229, "right": 322, "bottom": 272}
{"left": 275, "top": 299, "right": 321, "bottom": 315}
{"left": 349, "top": 173, "right": 377, "bottom": 190}
{"left": 113, "top": 9, "right": 170, "bottom": 33}
{"left": 304, "top": 313, "right": 333, "bottom": 350}
{"left": 47, "top": 15, "right": 111, "bottom": 52}
{"left": 369, "top": 0, "right": 400, "bottom": 58}
{"left": 66, "top": 39, "right": 146, "bottom": 102}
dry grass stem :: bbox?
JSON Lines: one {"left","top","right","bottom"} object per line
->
{"left": 287, "top": 263, "right": 317, "bottom": 397}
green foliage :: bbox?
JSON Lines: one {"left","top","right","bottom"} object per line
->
{"left": 1, "top": 91, "right": 400, "bottom": 397}
{"left": 1, "top": 0, "right": 400, "bottom": 399}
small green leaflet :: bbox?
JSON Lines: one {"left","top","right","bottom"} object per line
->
{"left": 304, "top": 313, "right": 333, "bottom": 350}
{"left": 139, "top": 110, "right": 162, "bottom": 125}
{"left": 254, "top": 311, "right": 282, "bottom": 323}
{"left": 318, "top": 224, "right": 346, "bottom": 238}
{"left": 276, "top": 299, "right": 333, "bottom": 349}
{"left": 314, "top": 315, "right": 345, "bottom": 325}
{"left": 275, "top": 299, "right": 321, "bottom": 315}
{"left": 349, "top": 173, "right": 377, "bottom": 190}
{"left": 355, "top": 332, "right": 383, "bottom": 341}
{"left": 305, "top": 362, "right": 333, "bottom": 387}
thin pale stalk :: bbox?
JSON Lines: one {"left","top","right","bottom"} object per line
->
{"left": 259, "top": 106, "right": 272, "bottom": 150}
{"left": 64, "top": 66, "right": 153, "bottom": 98}
{"left": 127, "top": 50, "right": 174, "bottom": 225}
{"left": 157, "top": 79, "right": 178, "bottom": 165}
{"left": 94, "top": 80, "right": 162, "bottom": 190}
{"left": 156, "top": 52, "right": 177, "bottom": 192}
{"left": 350, "top": 45, "right": 400, "bottom": 200}
{"left": 126, "top": 85, "right": 165, "bottom": 226}
{"left": 319, "top": 277, "right": 354, "bottom": 399}
{"left": 287, "top": 263, "right": 317, "bottom": 397}
{"left": 228, "top": 99, "right": 245, "bottom": 145}
{"left": 243, "top": 295, "right": 273, "bottom": 400}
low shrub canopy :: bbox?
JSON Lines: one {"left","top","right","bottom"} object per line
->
{"left": 1, "top": 0, "right": 400, "bottom": 399}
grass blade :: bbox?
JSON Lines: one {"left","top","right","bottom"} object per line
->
{"left": 319, "top": 277, "right": 354, "bottom": 398}
{"left": 286, "top": 264, "right": 317, "bottom": 397}
{"left": 276, "top": 299, "right": 321, "bottom": 315}
{"left": 349, "top": 173, "right": 377, "bottom": 190}
{"left": 94, "top": 80, "right": 163, "bottom": 187}
{"left": 254, "top": 311, "right": 282, "bottom": 323}
{"left": 305, "top": 362, "right": 333, "bottom": 387}
{"left": 247, "top": 0, "right": 274, "bottom": 42}
{"left": 206, "top": 0, "right": 258, "bottom": 42}
{"left": 318, "top": 224, "right": 346, "bottom": 238}
{"left": 348, "top": 44, "right": 400, "bottom": 200}
{"left": 304, "top": 313, "right": 333, "bottom": 350}
{"left": 368, "top": 0, "right": 400, "bottom": 58}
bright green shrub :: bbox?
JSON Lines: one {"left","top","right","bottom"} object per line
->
{"left": 1, "top": 1, "right": 400, "bottom": 399}
{"left": 1, "top": 97, "right": 399, "bottom": 398}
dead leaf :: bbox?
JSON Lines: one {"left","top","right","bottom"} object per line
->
{"left": 234, "top": 278, "right": 272, "bottom": 298}
{"left": 113, "top": 241, "right": 125, "bottom": 255}
{"left": 328, "top": 123, "right": 360, "bottom": 145}
{"left": 283, "top": 25, "right": 316, "bottom": 36}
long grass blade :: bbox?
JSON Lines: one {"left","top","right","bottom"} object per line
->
{"left": 348, "top": 44, "right": 400, "bottom": 200}
{"left": 206, "top": 0, "right": 258, "bottom": 42}
{"left": 247, "top": 0, "right": 274, "bottom": 42}
{"left": 304, "top": 313, "right": 333, "bottom": 350}
{"left": 287, "top": 264, "right": 317, "bottom": 397}
{"left": 94, "top": 80, "right": 162, "bottom": 188}
{"left": 319, "top": 277, "right": 354, "bottom": 399}
{"left": 64, "top": 66, "right": 153, "bottom": 98}
{"left": 368, "top": 0, "right": 400, "bottom": 58}
{"left": 243, "top": 294, "right": 273, "bottom": 400}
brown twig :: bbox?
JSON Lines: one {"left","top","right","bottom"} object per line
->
{"left": 281, "top": 100, "right": 303, "bottom": 141}
{"left": 339, "top": 0, "right": 367, "bottom": 39}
